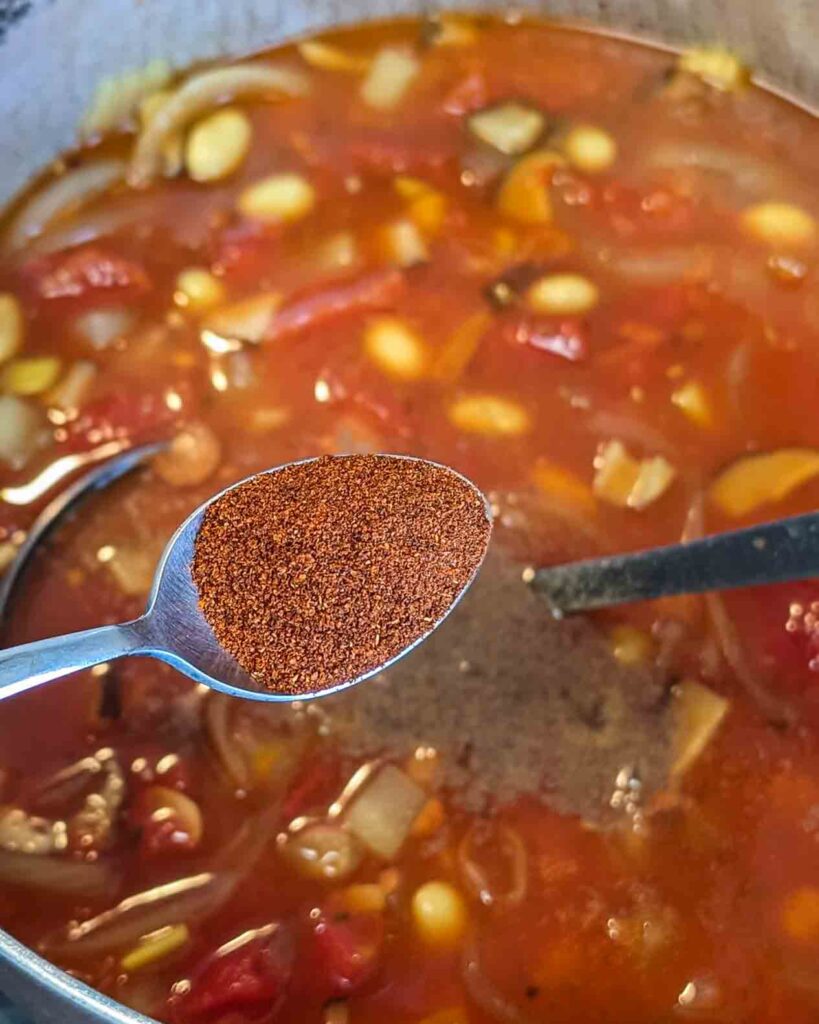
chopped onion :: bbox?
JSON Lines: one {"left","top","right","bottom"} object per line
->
{"left": 80, "top": 59, "right": 172, "bottom": 139}
{"left": 360, "top": 47, "right": 420, "bottom": 111}
{"left": 342, "top": 764, "right": 426, "bottom": 859}
{"left": 0, "top": 849, "right": 118, "bottom": 897}
{"left": 4, "top": 160, "right": 126, "bottom": 252}
{"left": 50, "top": 871, "right": 237, "bottom": 958}
{"left": 593, "top": 440, "right": 676, "bottom": 511}
{"left": 73, "top": 307, "right": 137, "bottom": 350}
{"left": 46, "top": 360, "right": 97, "bottom": 412}
{"left": 0, "top": 394, "right": 46, "bottom": 469}
{"left": 128, "top": 64, "right": 309, "bottom": 187}
{"left": 203, "top": 293, "right": 282, "bottom": 345}
{"left": 457, "top": 822, "right": 527, "bottom": 909}
{"left": 462, "top": 936, "right": 534, "bottom": 1024}
{"left": 468, "top": 103, "right": 545, "bottom": 156}
{"left": 648, "top": 141, "right": 777, "bottom": 201}
{"left": 670, "top": 680, "right": 730, "bottom": 778}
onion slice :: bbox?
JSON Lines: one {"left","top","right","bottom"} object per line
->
{"left": 0, "top": 849, "right": 117, "bottom": 897}
{"left": 128, "top": 64, "right": 309, "bottom": 187}
{"left": 4, "top": 160, "right": 126, "bottom": 253}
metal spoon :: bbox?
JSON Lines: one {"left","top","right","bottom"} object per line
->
{"left": 528, "top": 509, "right": 819, "bottom": 615}
{"left": 0, "top": 455, "right": 491, "bottom": 703}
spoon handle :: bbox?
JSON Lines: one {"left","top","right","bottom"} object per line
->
{"left": 529, "top": 510, "right": 819, "bottom": 614}
{"left": 0, "top": 620, "right": 147, "bottom": 700}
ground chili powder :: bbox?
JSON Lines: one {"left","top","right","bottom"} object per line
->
{"left": 192, "top": 454, "right": 492, "bottom": 696}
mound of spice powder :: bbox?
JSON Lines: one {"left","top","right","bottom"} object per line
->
{"left": 192, "top": 454, "right": 492, "bottom": 696}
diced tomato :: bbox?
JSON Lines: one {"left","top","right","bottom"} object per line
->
{"left": 169, "top": 924, "right": 294, "bottom": 1022}
{"left": 495, "top": 314, "right": 588, "bottom": 362}
{"left": 21, "top": 246, "right": 151, "bottom": 305}
{"left": 58, "top": 386, "right": 187, "bottom": 454}
{"left": 264, "top": 268, "right": 406, "bottom": 344}
{"left": 442, "top": 70, "right": 490, "bottom": 116}
{"left": 311, "top": 902, "right": 385, "bottom": 995}
{"left": 211, "top": 221, "right": 281, "bottom": 287}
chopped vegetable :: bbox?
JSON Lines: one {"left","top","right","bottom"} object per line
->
{"left": 428, "top": 15, "right": 479, "bottom": 47}
{"left": 531, "top": 457, "right": 597, "bottom": 514}
{"left": 0, "top": 807, "right": 65, "bottom": 855}
{"left": 139, "top": 90, "right": 184, "bottom": 177}
{"left": 468, "top": 103, "right": 545, "bottom": 156}
{"left": 411, "top": 797, "right": 445, "bottom": 838}
{"left": 671, "top": 380, "right": 712, "bottom": 427}
{"left": 298, "top": 40, "right": 370, "bottom": 74}
{"left": 316, "top": 232, "right": 360, "bottom": 272}
{"left": 0, "top": 294, "right": 23, "bottom": 364}
{"left": 169, "top": 923, "right": 293, "bottom": 1021}
{"left": 412, "top": 881, "right": 467, "bottom": 946}
{"left": 593, "top": 440, "right": 676, "bottom": 510}
{"left": 185, "top": 108, "right": 252, "bottom": 183}
{"left": 121, "top": 923, "right": 190, "bottom": 972}
{"left": 29, "top": 246, "right": 151, "bottom": 303}
{"left": 81, "top": 58, "right": 172, "bottom": 138}
{"left": 128, "top": 64, "right": 309, "bottom": 187}
{"left": 709, "top": 448, "right": 819, "bottom": 518}
{"left": 203, "top": 293, "right": 282, "bottom": 345}
{"left": 449, "top": 393, "right": 531, "bottom": 436}
{"left": 496, "top": 149, "right": 564, "bottom": 224}
{"left": 46, "top": 360, "right": 97, "bottom": 412}
{"left": 526, "top": 273, "right": 599, "bottom": 316}
{"left": 457, "top": 821, "right": 527, "bottom": 909}
{"left": 562, "top": 124, "right": 617, "bottom": 173}
{"left": 312, "top": 901, "right": 385, "bottom": 994}
{"left": 343, "top": 764, "right": 426, "bottom": 859}
{"left": 280, "top": 823, "right": 363, "bottom": 881}
{"left": 263, "top": 269, "right": 405, "bottom": 344}
{"left": 395, "top": 177, "right": 448, "bottom": 234}
{"left": 73, "top": 308, "right": 136, "bottom": 350}
{"left": 132, "top": 786, "right": 203, "bottom": 856}
{"left": 174, "top": 268, "right": 226, "bottom": 311}
{"left": 339, "top": 883, "right": 387, "bottom": 914}
{"left": 0, "top": 394, "right": 46, "bottom": 467}
{"left": 364, "top": 317, "right": 427, "bottom": 380}
{"left": 432, "top": 311, "right": 490, "bottom": 382}
{"left": 0, "top": 848, "right": 116, "bottom": 896}
{"left": 4, "top": 161, "right": 127, "bottom": 253}
{"left": 670, "top": 680, "right": 730, "bottom": 778}
{"left": 153, "top": 421, "right": 222, "bottom": 487}
{"left": 741, "top": 202, "right": 816, "bottom": 248}
{"left": 677, "top": 46, "right": 750, "bottom": 92}
{"left": 610, "top": 625, "right": 654, "bottom": 666}
{"left": 360, "top": 47, "right": 420, "bottom": 110}
{"left": 1, "top": 357, "right": 61, "bottom": 397}
{"left": 238, "top": 174, "right": 316, "bottom": 224}
{"left": 382, "top": 218, "right": 428, "bottom": 267}
{"left": 781, "top": 887, "right": 819, "bottom": 942}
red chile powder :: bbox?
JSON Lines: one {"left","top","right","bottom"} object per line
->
{"left": 192, "top": 454, "right": 492, "bottom": 696}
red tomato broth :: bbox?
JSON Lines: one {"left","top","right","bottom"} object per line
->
{"left": 0, "top": 14, "right": 819, "bottom": 1024}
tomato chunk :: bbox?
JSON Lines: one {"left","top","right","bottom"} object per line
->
{"left": 264, "top": 268, "right": 406, "bottom": 344}
{"left": 311, "top": 902, "right": 385, "bottom": 995}
{"left": 169, "top": 924, "right": 294, "bottom": 1022}
{"left": 22, "top": 245, "right": 151, "bottom": 304}
{"left": 59, "top": 387, "right": 186, "bottom": 453}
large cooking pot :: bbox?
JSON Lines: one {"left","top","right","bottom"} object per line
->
{"left": 0, "top": 1, "right": 817, "bottom": 1021}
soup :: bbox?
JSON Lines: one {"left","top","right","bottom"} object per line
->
{"left": 1, "top": 14, "right": 819, "bottom": 1023}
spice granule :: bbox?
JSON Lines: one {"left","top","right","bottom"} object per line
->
{"left": 193, "top": 455, "right": 491, "bottom": 695}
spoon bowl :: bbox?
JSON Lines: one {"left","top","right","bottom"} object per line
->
{"left": 0, "top": 454, "right": 492, "bottom": 703}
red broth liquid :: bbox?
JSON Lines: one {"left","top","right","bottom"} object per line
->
{"left": 1, "top": 15, "right": 819, "bottom": 1024}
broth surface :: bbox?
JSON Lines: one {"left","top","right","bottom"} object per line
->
{"left": 1, "top": 16, "right": 819, "bottom": 1024}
